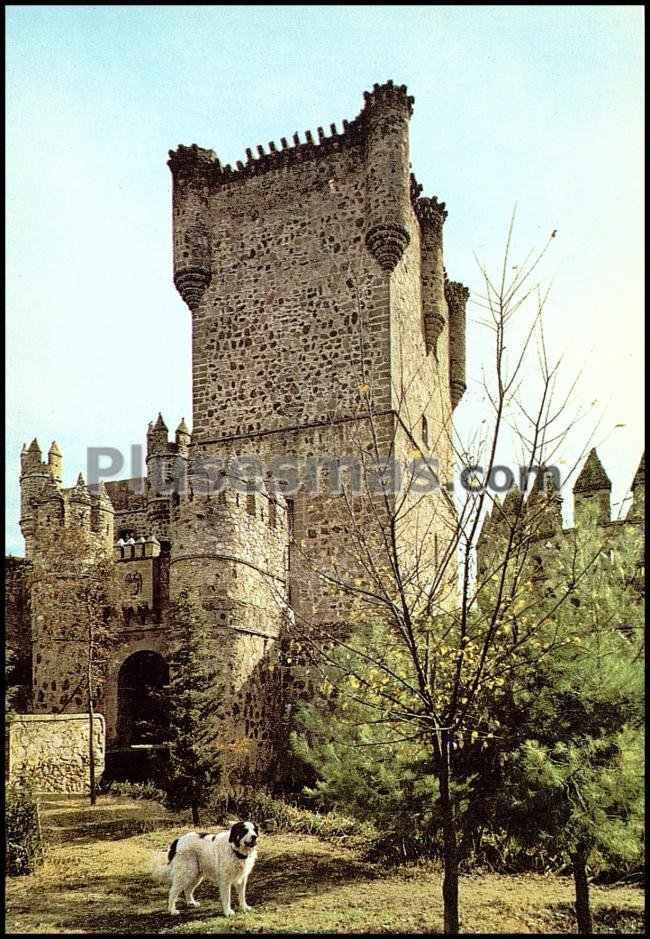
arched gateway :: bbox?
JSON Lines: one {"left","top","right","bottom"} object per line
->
{"left": 116, "top": 650, "right": 169, "bottom": 746}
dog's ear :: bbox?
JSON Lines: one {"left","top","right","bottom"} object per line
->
{"left": 229, "top": 821, "right": 247, "bottom": 845}
{"left": 252, "top": 822, "right": 259, "bottom": 835}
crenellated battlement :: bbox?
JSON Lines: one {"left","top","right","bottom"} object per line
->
{"left": 445, "top": 280, "right": 470, "bottom": 306}
{"left": 362, "top": 79, "right": 415, "bottom": 115}
{"left": 168, "top": 118, "right": 365, "bottom": 188}
{"left": 19, "top": 441, "right": 115, "bottom": 557}
{"left": 172, "top": 468, "right": 288, "bottom": 534}
{"left": 168, "top": 80, "right": 415, "bottom": 193}
{"left": 114, "top": 534, "right": 161, "bottom": 561}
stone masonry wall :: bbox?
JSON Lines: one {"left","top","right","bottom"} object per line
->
{"left": 7, "top": 713, "right": 105, "bottom": 794}
{"left": 5, "top": 557, "right": 32, "bottom": 711}
{"left": 167, "top": 481, "right": 289, "bottom": 781}
{"left": 184, "top": 145, "right": 391, "bottom": 442}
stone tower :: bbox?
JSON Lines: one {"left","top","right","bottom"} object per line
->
{"left": 18, "top": 441, "right": 117, "bottom": 715}
{"left": 8, "top": 82, "right": 470, "bottom": 784}
{"left": 168, "top": 79, "right": 467, "bottom": 628}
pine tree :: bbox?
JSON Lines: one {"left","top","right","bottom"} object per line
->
{"left": 159, "top": 590, "right": 224, "bottom": 825}
{"left": 291, "top": 508, "right": 644, "bottom": 931}
{"left": 292, "top": 634, "right": 442, "bottom": 860}
{"left": 490, "top": 510, "right": 644, "bottom": 934}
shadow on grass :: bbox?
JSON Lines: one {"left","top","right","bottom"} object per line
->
{"left": 8, "top": 872, "right": 178, "bottom": 935}
{"left": 7, "top": 846, "right": 378, "bottom": 935}
{"left": 547, "top": 902, "right": 645, "bottom": 935}
{"left": 44, "top": 817, "right": 174, "bottom": 846}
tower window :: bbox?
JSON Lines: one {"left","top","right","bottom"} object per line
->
{"left": 422, "top": 415, "right": 429, "bottom": 449}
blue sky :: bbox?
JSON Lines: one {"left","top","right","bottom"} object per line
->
{"left": 6, "top": 5, "right": 644, "bottom": 554}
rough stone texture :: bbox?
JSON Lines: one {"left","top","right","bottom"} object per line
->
{"left": 7, "top": 713, "right": 104, "bottom": 794}
{"left": 7, "top": 81, "right": 474, "bottom": 786}
{"left": 5, "top": 556, "right": 32, "bottom": 711}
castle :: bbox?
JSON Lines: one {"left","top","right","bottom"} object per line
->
{"left": 7, "top": 81, "right": 642, "bottom": 790}
{"left": 6, "top": 82, "right": 468, "bottom": 785}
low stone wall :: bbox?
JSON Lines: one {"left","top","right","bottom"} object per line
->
{"left": 7, "top": 713, "right": 105, "bottom": 794}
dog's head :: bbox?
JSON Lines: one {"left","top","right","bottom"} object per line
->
{"left": 229, "top": 820, "right": 259, "bottom": 852}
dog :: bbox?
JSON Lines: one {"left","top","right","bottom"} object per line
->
{"left": 153, "top": 820, "right": 259, "bottom": 916}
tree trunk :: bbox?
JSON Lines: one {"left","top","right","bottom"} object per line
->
{"left": 191, "top": 800, "right": 200, "bottom": 826}
{"left": 571, "top": 847, "right": 593, "bottom": 934}
{"left": 439, "top": 731, "right": 460, "bottom": 934}
{"left": 88, "top": 625, "right": 97, "bottom": 807}
{"left": 88, "top": 699, "right": 97, "bottom": 806}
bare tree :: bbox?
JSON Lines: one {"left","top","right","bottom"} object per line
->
{"left": 278, "top": 217, "right": 603, "bottom": 933}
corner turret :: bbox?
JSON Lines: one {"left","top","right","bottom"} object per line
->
{"left": 69, "top": 473, "right": 92, "bottom": 529}
{"left": 167, "top": 144, "right": 215, "bottom": 310}
{"left": 145, "top": 413, "right": 190, "bottom": 533}
{"left": 175, "top": 417, "right": 191, "bottom": 456}
{"left": 146, "top": 413, "right": 172, "bottom": 496}
{"left": 48, "top": 441, "right": 63, "bottom": 484}
{"left": 415, "top": 196, "right": 447, "bottom": 357}
{"left": 446, "top": 280, "right": 469, "bottom": 409}
{"left": 35, "top": 476, "right": 66, "bottom": 535}
{"left": 149, "top": 413, "right": 169, "bottom": 453}
{"left": 573, "top": 448, "right": 611, "bottom": 526}
{"left": 20, "top": 439, "right": 51, "bottom": 558}
{"left": 91, "top": 480, "right": 115, "bottom": 548}
{"left": 362, "top": 81, "right": 414, "bottom": 272}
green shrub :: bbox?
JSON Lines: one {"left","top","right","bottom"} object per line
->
{"left": 6, "top": 786, "right": 43, "bottom": 876}
{"left": 209, "top": 788, "right": 376, "bottom": 846}
{"left": 98, "top": 778, "right": 165, "bottom": 803}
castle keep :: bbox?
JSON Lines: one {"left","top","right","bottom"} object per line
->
{"left": 8, "top": 81, "right": 470, "bottom": 784}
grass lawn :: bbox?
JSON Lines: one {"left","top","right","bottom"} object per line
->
{"left": 5, "top": 797, "right": 644, "bottom": 934}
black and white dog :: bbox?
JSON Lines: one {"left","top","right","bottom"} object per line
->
{"left": 153, "top": 821, "right": 259, "bottom": 916}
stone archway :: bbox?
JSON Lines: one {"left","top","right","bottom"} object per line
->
{"left": 116, "top": 650, "right": 169, "bottom": 746}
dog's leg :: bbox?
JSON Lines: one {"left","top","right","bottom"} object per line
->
{"left": 168, "top": 881, "right": 182, "bottom": 916}
{"left": 169, "top": 857, "right": 199, "bottom": 915}
{"left": 185, "top": 875, "right": 203, "bottom": 907}
{"left": 218, "top": 878, "right": 234, "bottom": 917}
{"left": 236, "top": 875, "right": 254, "bottom": 913}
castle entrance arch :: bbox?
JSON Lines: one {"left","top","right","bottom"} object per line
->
{"left": 116, "top": 650, "right": 169, "bottom": 746}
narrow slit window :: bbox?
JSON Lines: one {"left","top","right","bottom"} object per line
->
{"left": 422, "top": 415, "right": 429, "bottom": 448}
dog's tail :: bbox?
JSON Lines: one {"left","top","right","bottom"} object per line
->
{"left": 150, "top": 850, "right": 172, "bottom": 884}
